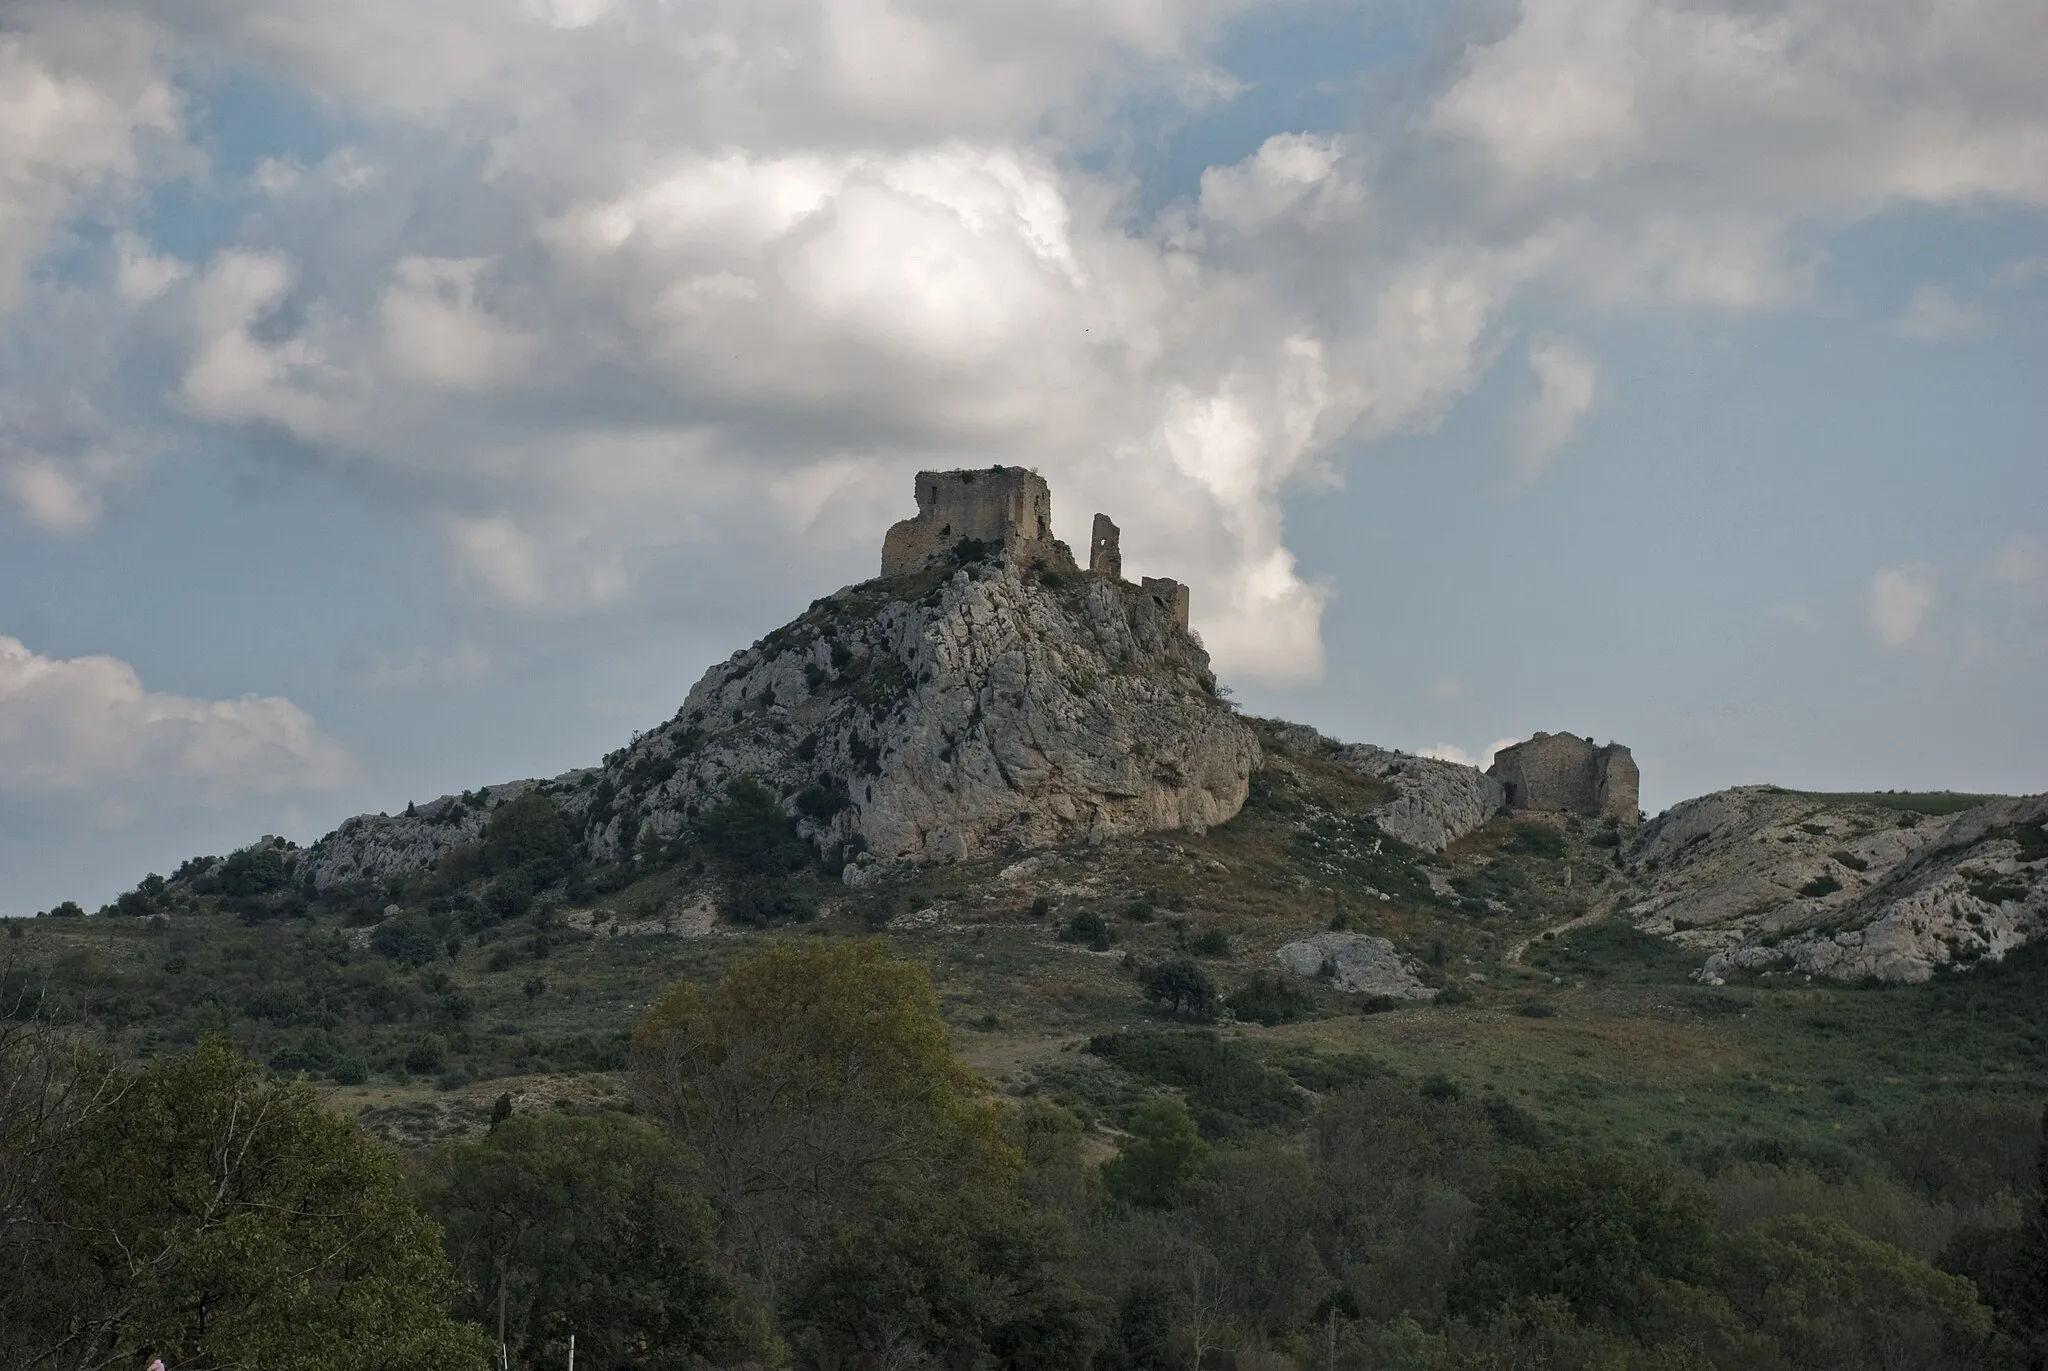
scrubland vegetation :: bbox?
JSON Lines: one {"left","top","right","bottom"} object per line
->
{"left": 6, "top": 727, "right": 2046, "bottom": 1369}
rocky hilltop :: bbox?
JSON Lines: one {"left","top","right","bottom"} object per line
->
{"left": 1628, "top": 787, "right": 2048, "bottom": 983}
{"left": 170, "top": 466, "right": 2045, "bottom": 988}
{"left": 305, "top": 470, "right": 1257, "bottom": 890}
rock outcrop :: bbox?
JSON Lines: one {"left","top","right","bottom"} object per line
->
{"left": 580, "top": 558, "right": 1257, "bottom": 878}
{"left": 1266, "top": 726, "right": 1504, "bottom": 852}
{"left": 1627, "top": 787, "right": 2047, "bottom": 983}
{"left": 1275, "top": 932, "right": 1437, "bottom": 1000}
{"left": 299, "top": 777, "right": 585, "bottom": 892}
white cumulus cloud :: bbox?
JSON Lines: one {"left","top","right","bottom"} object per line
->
{"left": 0, "top": 637, "right": 354, "bottom": 816}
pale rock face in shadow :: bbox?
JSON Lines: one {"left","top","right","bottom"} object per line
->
{"left": 1628, "top": 787, "right": 2047, "bottom": 984}
{"left": 1275, "top": 932, "right": 1437, "bottom": 1000}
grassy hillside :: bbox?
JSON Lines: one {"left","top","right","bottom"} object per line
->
{"left": 9, "top": 717, "right": 2042, "bottom": 1181}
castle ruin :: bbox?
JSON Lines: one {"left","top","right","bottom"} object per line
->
{"left": 1487, "top": 733, "right": 1640, "bottom": 826}
{"left": 881, "top": 468, "right": 1191, "bottom": 628}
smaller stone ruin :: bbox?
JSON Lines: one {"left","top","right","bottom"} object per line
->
{"left": 1487, "top": 732, "right": 1640, "bottom": 826}
{"left": 1089, "top": 513, "right": 1122, "bottom": 578}
{"left": 880, "top": 468, "right": 1191, "bottom": 627}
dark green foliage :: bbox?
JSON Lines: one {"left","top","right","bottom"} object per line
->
{"left": 483, "top": 792, "right": 576, "bottom": 883}
{"left": 1505, "top": 823, "right": 1568, "bottom": 858}
{"left": 782, "top": 1200, "right": 1104, "bottom": 1371}
{"left": 1773, "top": 788, "right": 2009, "bottom": 816}
{"left": 1141, "top": 958, "right": 1217, "bottom": 1019}
{"left": 696, "top": 777, "right": 809, "bottom": 878}
{"left": 1096, "top": 1278, "right": 1176, "bottom": 1371}
{"left": 43, "top": 900, "right": 85, "bottom": 919}
{"left": 421, "top": 1111, "right": 744, "bottom": 1370}
{"left": 1450, "top": 1151, "right": 1715, "bottom": 1334}
{"left": 1831, "top": 849, "right": 1870, "bottom": 872}
{"left": 695, "top": 776, "right": 817, "bottom": 926}
{"left": 1875, "top": 1100, "right": 2041, "bottom": 1205}
{"left": 1059, "top": 911, "right": 1112, "bottom": 950}
{"left": 1799, "top": 873, "right": 1844, "bottom": 898}
{"left": 1101, "top": 1096, "right": 1209, "bottom": 1208}
{"left": 1226, "top": 971, "right": 1317, "bottom": 1026}
{"left": 1088, "top": 1030, "right": 1305, "bottom": 1138}
{"left": 1, "top": 1038, "right": 489, "bottom": 1369}
{"left": 1987, "top": 822, "right": 2048, "bottom": 863}
{"left": 371, "top": 910, "right": 448, "bottom": 967}
{"left": 1517, "top": 1000, "right": 1556, "bottom": 1018}
{"left": 795, "top": 774, "right": 852, "bottom": 820}
{"left": 1723, "top": 1214, "right": 1993, "bottom": 1369}
{"left": 1185, "top": 928, "right": 1230, "bottom": 957}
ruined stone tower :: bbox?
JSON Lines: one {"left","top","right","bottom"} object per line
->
{"left": 878, "top": 468, "right": 1192, "bottom": 629}
{"left": 1487, "top": 733, "right": 1640, "bottom": 826}
{"left": 880, "top": 468, "right": 1075, "bottom": 577}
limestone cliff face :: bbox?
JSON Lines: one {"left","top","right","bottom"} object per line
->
{"left": 578, "top": 560, "right": 1258, "bottom": 877}
{"left": 1627, "top": 787, "right": 2047, "bottom": 983}
{"left": 297, "top": 559, "right": 1255, "bottom": 888}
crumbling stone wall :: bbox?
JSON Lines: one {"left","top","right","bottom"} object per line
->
{"left": 878, "top": 469, "right": 1192, "bottom": 627}
{"left": 1090, "top": 513, "right": 1122, "bottom": 578}
{"left": 1140, "top": 577, "right": 1190, "bottom": 630}
{"left": 1487, "top": 732, "right": 1640, "bottom": 825}
{"left": 880, "top": 467, "right": 1076, "bottom": 576}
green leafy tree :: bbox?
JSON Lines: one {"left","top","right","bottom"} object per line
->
{"left": 781, "top": 1200, "right": 1104, "bottom": 1371}
{"left": 694, "top": 778, "right": 816, "bottom": 925}
{"left": 633, "top": 940, "right": 1014, "bottom": 1284}
{"left": 4, "top": 1036, "right": 489, "bottom": 1370}
{"left": 1143, "top": 959, "right": 1218, "bottom": 1020}
{"left": 483, "top": 791, "right": 575, "bottom": 882}
{"left": 1450, "top": 1151, "right": 1715, "bottom": 1336}
{"left": 1103, "top": 1096, "right": 1210, "bottom": 1209}
{"left": 1722, "top": 1214, "right": 1994, "bottom": 1370}
{"left": 2011, "top": 1101, "right": 2048, "bottom": 1366}
{"left": 419, "top": 1111, "right": 743, "bottom": 1370}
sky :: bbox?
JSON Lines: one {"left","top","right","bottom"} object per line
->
{"left": 1, "top": 0, "right": 2044, "bottom": 916}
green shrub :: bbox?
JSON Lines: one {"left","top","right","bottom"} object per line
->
{"left": 1505, "top": 824, "right": 1567, "bottom": 858}
{"left": 1799, "top": 873, "right": 1844, "bottom": 899}
{"left": 1227, "top": 971, "right": 1317, "bottom": 1026}
{"left": 1087, "top": 1030, "right": 1304, "bottom": 1138}
{"left": 1059, "top": 912, "right": 1112, "bottom": 950}
{"left": 1186, "top": 928, "right": 1230, "bottom": 957}
{"left": 1141, "top": 959, "right": 1217, "bottom": 1019}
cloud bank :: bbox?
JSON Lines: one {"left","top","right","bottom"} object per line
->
{"left": 0, "top": 0, "right": 2043, "bottom": 685}
{"left": 0, "top": 637, "right": 353, "bottom": 819}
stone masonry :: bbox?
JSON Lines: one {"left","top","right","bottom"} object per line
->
{"left": 1090, "top": 513, "right": 1123, "bottom": 578}
{"left": 880, "top": 468, "right": 1191, "bottom": 628}
{"left": 881, "top": 467, "right": 1076, "bottom": 577}
{"left": 1487, "top": 732, "right": 1640, "bottom": 825}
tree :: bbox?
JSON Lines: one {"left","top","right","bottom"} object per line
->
{"left": 1722, "top": 1214, "right": 1994, "bottom": 1370}
{"left": 483, "top": 791, "right": 575, "bottom": 882}
{"left": 4, "top": 1037, "right": 489, "bottom": 1371}
{"left": 419, "top": 1111, "right": 743, "bottom": 1371}
{"left": 633, "top": 940, "right": 1013, "bottom": 1284}
{"left": 1450, "top": 1151, "right": 1715, "bottom": 1336}
{"left": 1144, "top": 959, "right": 1218, "bottom": 1020}
{"left": 2012, "top": 1101, "right": 2048, "bottom": 1367}
{"left": 694, "top": 778, "right": 817, "bottom": 926}
{"left": 780, "top": 1199, "right": 1104, "bottom": 1371}
{"left": 1103, "top": 1096, "right": 1210, "bottom": 1209}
